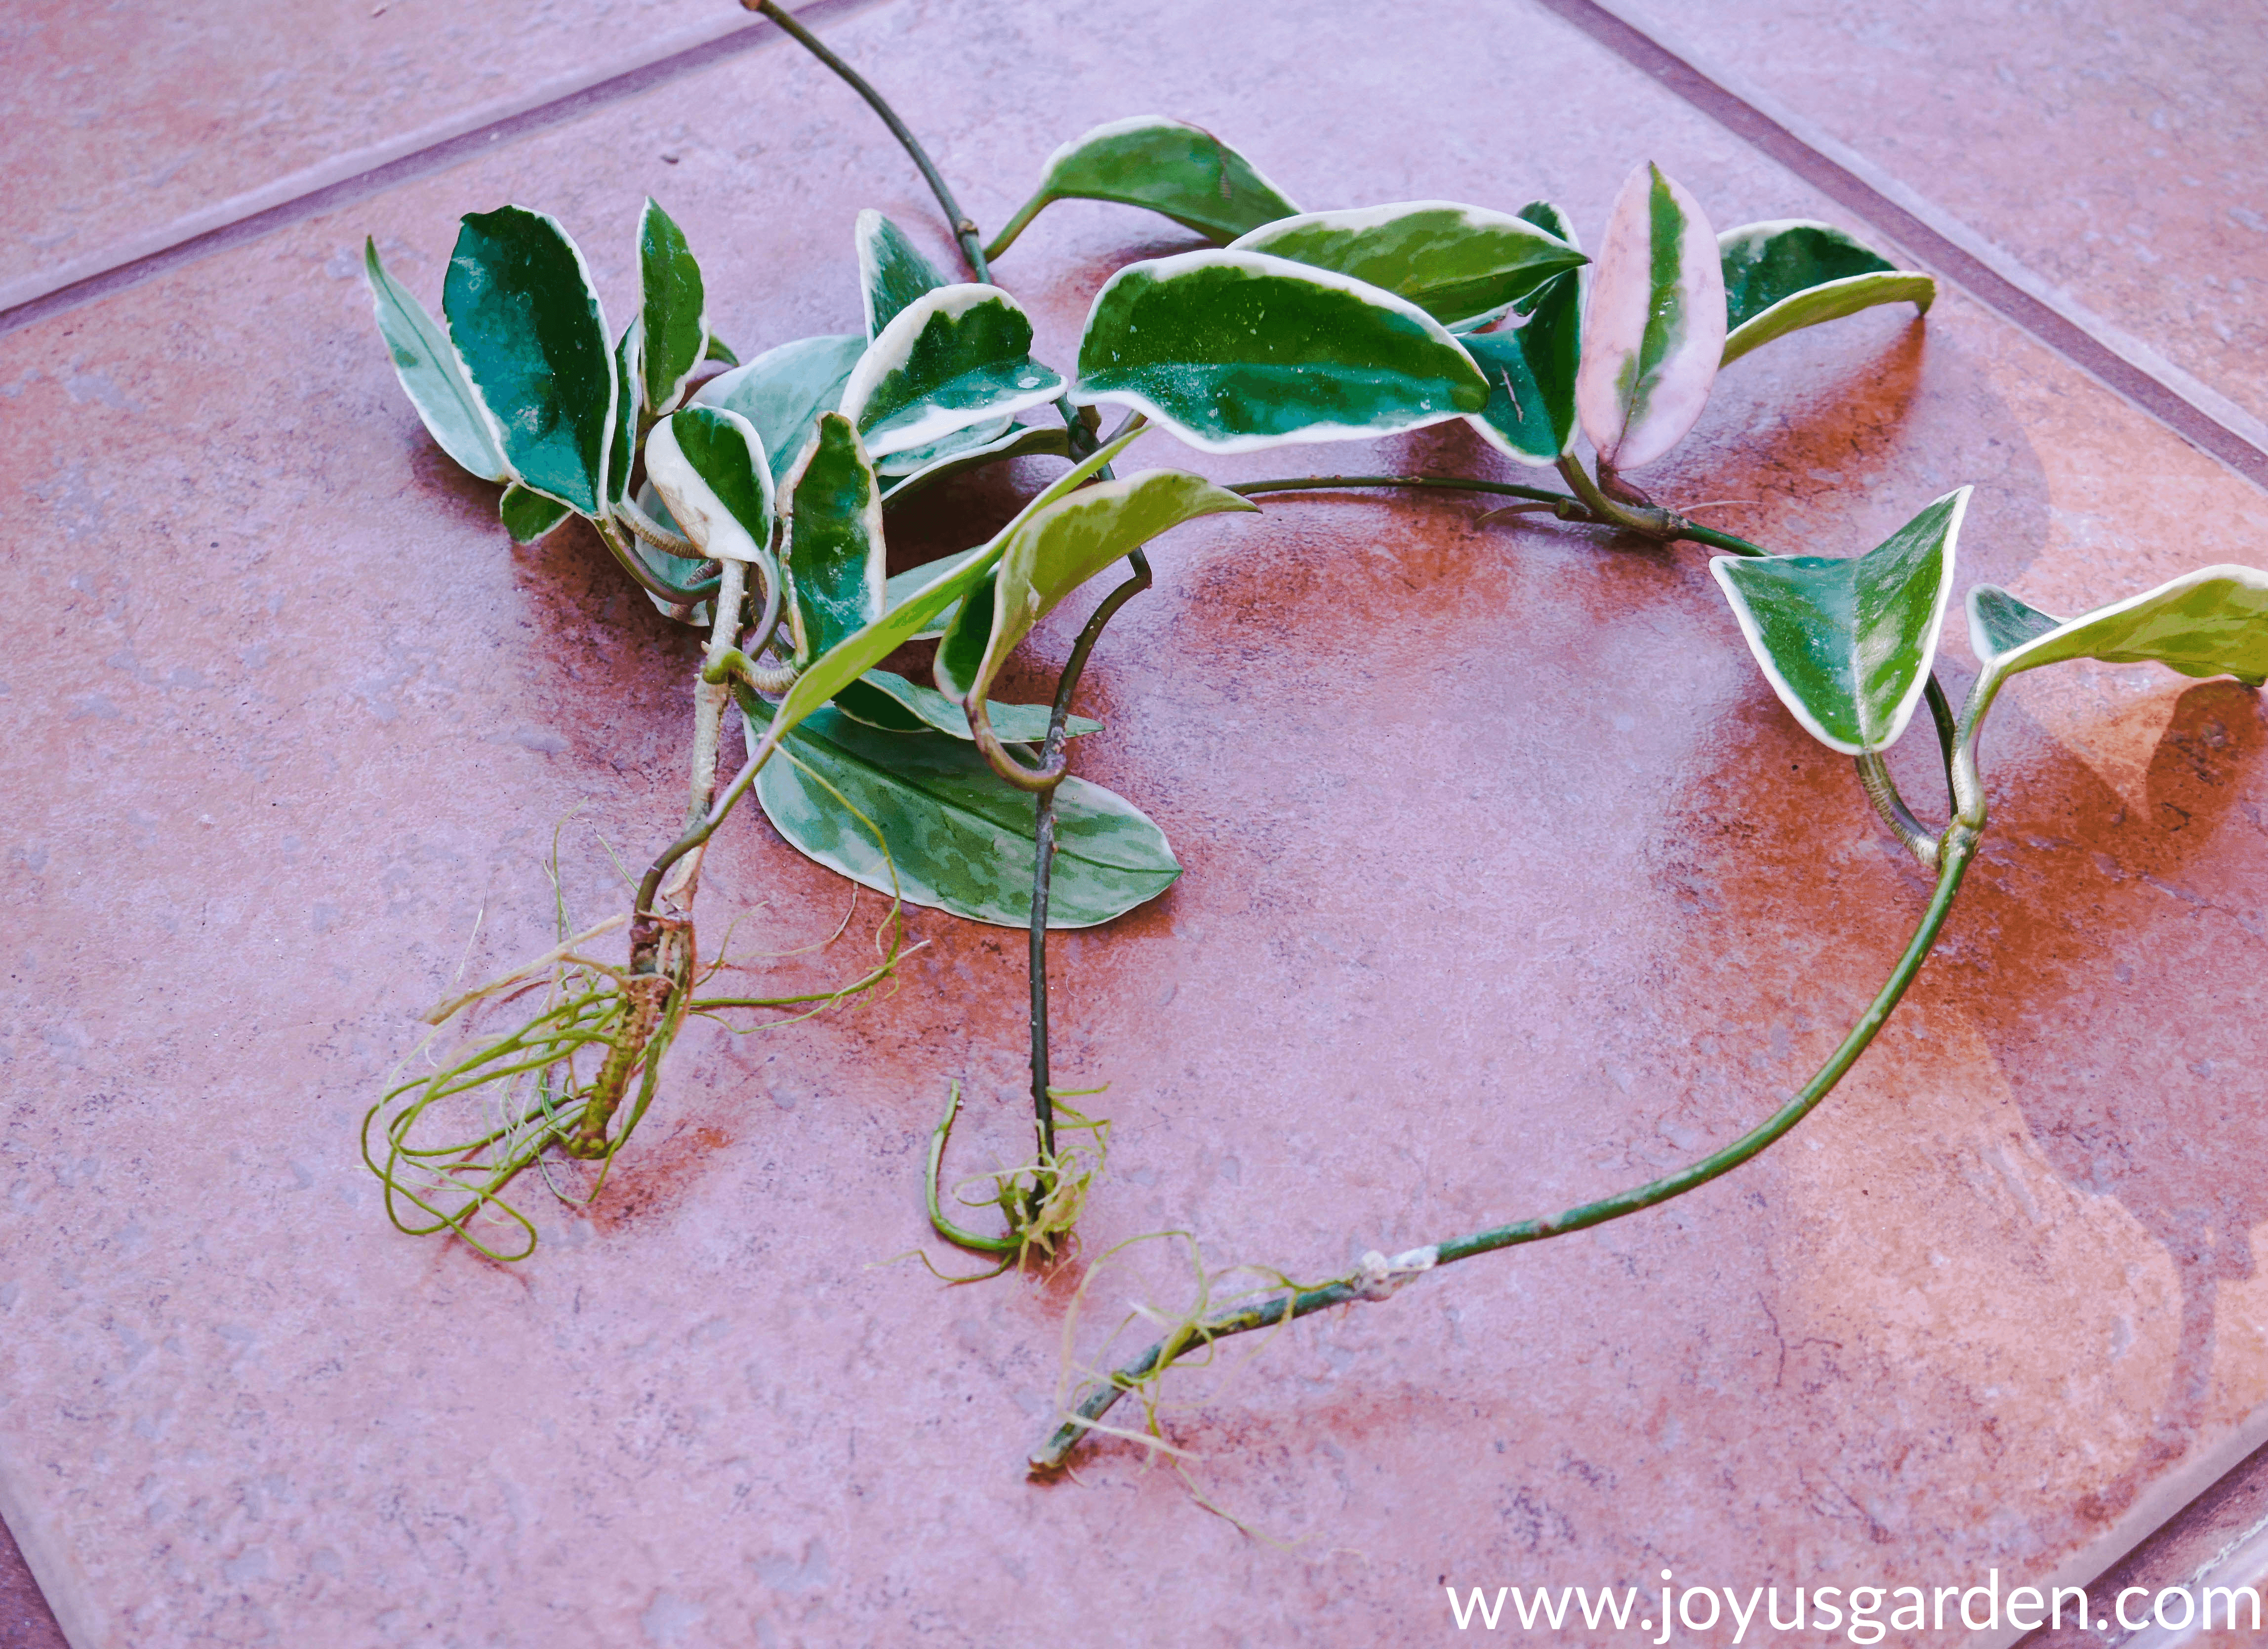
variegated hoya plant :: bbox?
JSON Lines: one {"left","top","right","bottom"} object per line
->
{"left": 361, "top": 1, "right": 2268, "bottom": 1476}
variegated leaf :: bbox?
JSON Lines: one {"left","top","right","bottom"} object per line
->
{"left": 1719, "top": 220, "right": 1934, "bottom": 366}
{"left": 363, "top": 238, "right": 509, "bottom": 482}
{"left": 1072, "top": 250, "right": 1489, "bottom": 453}
{"left": 1463, "top": 199, "right": 1583, "bottom": 465}
{"left": 986, "top": 116, "right": 1299, "bottom": 259}
{"left": 781, "top": 412, "right": 885, "bottom": 663}
{"left": 833, "top": 667, "right": 1099, "bottom": 742}
{"left": 1710, "top": 488, "right": 1970, "bottom": 755}
{"left": 1575, "top": 163, "right": 1726, "bottom": 472}
{"left": 856, "top": 209, "right": 949, "bottom": 340}
{"left": 644, "top": 406, "right": 774, "bottom": 565}
{"left": 933, "top": 469, "right": 1255, "bottom": 707}
{"left": 1969, "top": 567, "right": 2268, "bottom": 695}
{"left": 638, "top": 198, "right": 710, "bottom": 415}
{"left": 695, "top": 333, "right": 866, "bottom": 484}
{"left": 1231, "top": 201, "right": 1584, "bottom": 329}
{"left": 838, "top": 285, "right": 1065, "bottom": 459}
{"left": 878, "top": 422, "right": 1071, "bottom": 505}
{"left": 499, "top": 484, "right": 572, "bottom": 543}
{"left": 443, "top": 206, "right": 615, "bottom": 515}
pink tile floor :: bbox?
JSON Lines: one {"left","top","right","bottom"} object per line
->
{"left": 4, "top": 2, "right": 2267, "bottom": 1646}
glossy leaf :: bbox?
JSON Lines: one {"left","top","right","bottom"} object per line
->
{"left": 986, "top": 116, "right": 1300, "bottom": 258}
{"left": 443, "top": 206, "right": 615, "bottom": 516}
{"left": 1710, "top": 488, "right": 1970, "bottom": 755}
{"left": 1576, "top": 163, "right": 1726, "bottom": 472}
{"left": 1719, "top": 220, "right": 1934, "bottom": 365}
{"left": 833, "top": 667, "right": 1099, "bottom": 742}
{"left": 499, "top": 483, "right": 572, "bottom": 543}
{"left": 879, "top": 545, "right": 988, "bottom": 641}
{"left": 935, "top": 468, "right": 1256, "bottom": 706}
{"left": 839, "top": 285, "right": 1066, "bottom": 458}
{"left": 638, "top": 198, "right": 710, "bottom": 415}
{"left": 742, "top": 699, "right": 1178, "bottom": 929}
{"left": 857, "top": 209, "right": 949, "bottom": 340}
{"left": 781, "top": 412, "right": 885, "bottom": 662}
{"left": 1463, "top": 200, "right": 1583, "bottom": 465}
{"left": 765, "top": 429, "right": 1141, "bottom": 741}
{"left": 644, "top": 406, "right": 774, "bottom": 565}
{"left": 1231, "top": 201, "right": 1584, "bottom": 329}
{"left": 874, "top": 415, "right": 1013, "bottom": 480}
{"left": 695, "top": 333, "right": 866, "bottom": 484}
{"left": 1969, "top": 567, "right": 2268, "bottom": 694}
{"left": 878, "top": 421, "right": 1071, "bottom": 505}
{"left": 1072, "top": 250, "right": 1490, "bottom": 453}
{"left": 363, "top": 238, "right": 509, "bottom": 482}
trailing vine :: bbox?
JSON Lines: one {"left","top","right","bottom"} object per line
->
{"left": 357, "top": 0, "right": 2268, "bottom": 1472}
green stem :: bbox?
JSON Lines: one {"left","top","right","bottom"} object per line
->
{"left": 982, "top": 193, "right": 1050, "bottom": 265}
{"left": 1031, "top": 824, "right": 1981, "bottom": 1473}
{"left": 595, "top": 515, "right": 722, "bottom": 606}
{"left": 747, "top": 0, "right": 991, "bottom": 282}
{"left": 1229, "top": 474, "right": 1576, "bottom": 508}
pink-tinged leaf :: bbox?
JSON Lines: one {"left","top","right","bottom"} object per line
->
{"left": 1575, "top": 163, "right": 1727, "bottom": 471}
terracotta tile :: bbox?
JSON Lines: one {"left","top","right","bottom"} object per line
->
{"left": 0, "top": 0, "right": 782, "bottom": 309}
{"left": 4, "top": 1, "right": 2268, "bottom": 1645}
{"left": 1606, "top": 0, "right": 2268, "bottom": 437}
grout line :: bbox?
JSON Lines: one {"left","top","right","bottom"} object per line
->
{"left": 0, "top": 0, "right": 880, "bottom": 340}
{"left": 1533, "top": 0, "right": 2268, "bottom": 493}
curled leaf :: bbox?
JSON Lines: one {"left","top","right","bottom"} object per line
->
{"left": 1073, "top": 250, "right": 1489, "bottom": 453}
{"left": 1710, "top": 488, "right": 1970, "bottom": 755}
{"left": 363, "top": 238, "right": 509, "bottom": 483}
{"left": 934, "top": 468, "right": 1256, "bottom": 707}
{"left": 1969, "top": 567, "right": 2268, "bottom": 694}
{"left": 986, "top": 116, "right": 1299, "bottom": 260}
{"left": 443, "top": 206, "right": 616, "bottom": 515}
{"left": 1719, "top": 219, "right": 1934, "bottom": 366}
{"left": 833, "top": 667, "right": 1099, "bottom": 742}
{"left": 1575, "top": 163, "right": 1726, "bottom": 472}
{"left": 1231, "top": 201, "right": 1583, "bottom": 329}
{"left": 644, "top": 406, "right": 774, "bottom": 564}
{"left": 839, "top": 285, "right": 1066, "bottom": 459}
{"left": 696, "top": 333, "right": 866, "bottom": 484}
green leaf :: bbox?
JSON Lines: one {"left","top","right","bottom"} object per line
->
{"left": 934, "top": 468, "right": 1256, "bottom": 706}
{"left": 1462, "top": 201, "right": 1582, "bottom": 466}
{"left": 879, "top": 545, "right": 988, "bottom": 640}
{"left": 638, "top": 198, "right": 710, "bottom": 415}
{"left": 878, "top": 421, "right": 1071, "bottom": 505}
{"left": 694, "top": 333, "right": 867, "bottom": 484}
{"left": 839, "top": 285, "right": 1066, "bottom": 459}
{"left": 704, "top": 333, "right": 740, "bottom": 366}
{"left": 874, "top": 415, "right": 1013, "bottom": 480}
{"left": 1969, "top": 567, "right": 2268, "bottom": 694}
{"left": 1230, "top": 201, "right": 1584, "bottom": 329}
{"left": 1575, "top": 163, "right": 1726, "bottom": 472}
{"left": 443, "top": 206, "right": 615, "bottom": 516}
{"left": 742, "top": 698, "right": 1178, "bottom": 929}
{"left": 1072, "top": 250, "right": 1490, "bottom": 452}
{"left": 499, "top": 483, "right": 572, "bottom": 542}
{"left": 609, "top": 325, "right": 638, "bottom": 507}
{"left": 833, "top": 667, "right": 1100, "bottom": 742}
{"left": 781, "top": 412, "right": 885, "bottom": 662}
{"left": 364, "top": 239, "right": 510, "bottom": 483}
{"left": 644, "top": 405, "right": 774, "bottom": 565}
{"left": 1718, "top": 220, "right": 1934, "bottom": 366}
{"left": 1710, "top": 488, "right": 1970, "bottom": 755}
{"left": 856, "top": 209, "right": 949, "bottom": 340}
{"left": 986, "top": 116, "right": 1300, "bottom": 259}
{"left": 765, "top": 427, "right": 1142, "bottom": 743}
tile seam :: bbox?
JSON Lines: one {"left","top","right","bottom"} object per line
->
{"left": 0, "top": 0, "right": 882, "bottom": 341}
{"left": 1534, "top": 0, "right": 2268, "bottom": 494}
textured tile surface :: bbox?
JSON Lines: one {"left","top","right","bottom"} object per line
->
{"left": 1608, "top": 0, "right": 2268, "bottom": 432}
{"left": 0, "top": 0, "right": 770, "bottom": 307}
{"left": 5, "top": 1, "right": 2268, "bottom": 1646}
